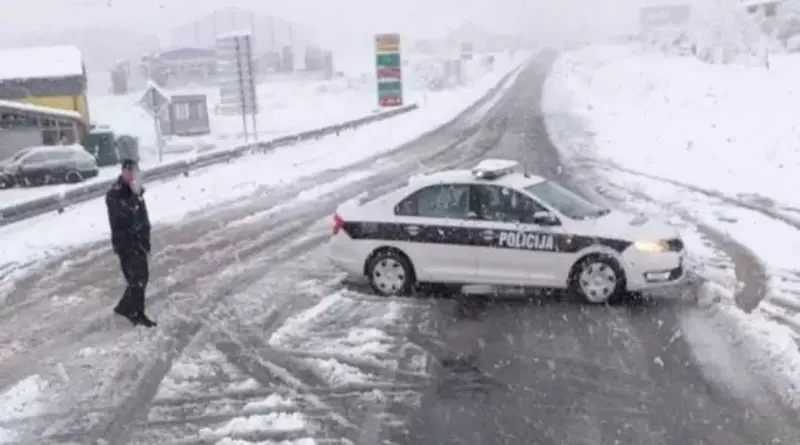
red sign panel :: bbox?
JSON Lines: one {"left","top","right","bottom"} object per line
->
{"left": 377, "top": 67, "right": 402, "bottom": 79}
{"left": 379, "top": 96, "right": 403, "bottom": 107}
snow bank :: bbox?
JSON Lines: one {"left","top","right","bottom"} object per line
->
{"left": 542, "top": 44, "right": 800, "bottom": 210}
{"left": 543, "top": 44, "right": 800, "bottom": 408}
{"left": 0, "top": 375, "right": 48, "bottom": 443}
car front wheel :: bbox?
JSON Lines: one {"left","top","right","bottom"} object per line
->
{"left": 366, "top": 250, "right": 415, "bottom": 297}
{"left": 569, "top": 255, "right": 626, "bottom": 304}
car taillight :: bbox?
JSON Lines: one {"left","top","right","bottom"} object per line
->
{"left": 332, "top": 213, "right": 346, "bottom": 235}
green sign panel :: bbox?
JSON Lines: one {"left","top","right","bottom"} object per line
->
{"left": 378, "top": 81, "right": 402, "bottom": 106}
{"left": 376, "top": 53, "right": 401, "bottom": 67}
{"left": 377, "top": 81, "right": 402, "bottom": 93}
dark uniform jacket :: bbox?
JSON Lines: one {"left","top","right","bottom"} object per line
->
{"left": 105, "top": 176, "right": 151, "bottom": 255}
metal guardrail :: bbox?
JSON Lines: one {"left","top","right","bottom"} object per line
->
{"left": 0, "top": 104, "right": 418, "bottom": 227}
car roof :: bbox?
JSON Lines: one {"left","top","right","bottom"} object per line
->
{"left": 25, "top": 144, "right": 87, "bottom": 154}
{"left": 409, "top": 169, "right": 547, "bottom": 190}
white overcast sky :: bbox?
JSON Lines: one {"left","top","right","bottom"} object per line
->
{"left": 0, "top": 0, "right": 654, "bottom": 44}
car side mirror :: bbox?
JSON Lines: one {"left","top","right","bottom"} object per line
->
{"left": 532, "top": 211, "right": 560, "bottom": 226}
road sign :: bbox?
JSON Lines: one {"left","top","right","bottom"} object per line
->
{"left": 216, "top": 31, "right": 259, "bottom": 142}
{"left": 376, "top": 67, "right": 402, "bottom": 79}
{"left": 374, "top": 33, "right": 403, "bottom": 108}
{"left": 379, "top": 96, "right": 403, "bottom": 107}
{"left": 137, "top": 80, "right": 171, "bottom": 162}
{"left": 376, "top": 53, "right": 401, "bottom": 67}
{"left": 375, "top": 33, "right": 400, "bottom": 52}
{"left": 377, "top": 81, "right": 403, "bottom": 106}
{"left": 138, "top": 80, "right": 170, "bottom": 117}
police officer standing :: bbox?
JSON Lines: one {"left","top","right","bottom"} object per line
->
{"left": 105, "top": 159, "right": 157, "bottom": 328}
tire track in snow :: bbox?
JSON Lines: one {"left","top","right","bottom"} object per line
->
{"left": 83, "top": 228, "right": 328, "bottom": 445}
{"left": 0, "top": 102, "right": 511, "bottom": 397}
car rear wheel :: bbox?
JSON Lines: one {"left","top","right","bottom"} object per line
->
{"left": 64, "top": 170, "right": 84, "bottom": 183}
{"left": 569, "top": 255, "right": 626, "bottom": 304}
{"left": 367, "top": 250, "right": 415, "bottom": 297}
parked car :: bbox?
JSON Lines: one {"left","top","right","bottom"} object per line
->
{"left": 0, "top": 147, "right": 34, "bottom": 189}
{"left": 0, "top": 145, "right": 99, "bottom": 187}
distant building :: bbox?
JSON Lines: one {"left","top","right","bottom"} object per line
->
{"left": 0, "top": 45, "right": 90, "bottom": 126}
{"left": 140, "top": 47, "right": 217, "bottom": 88}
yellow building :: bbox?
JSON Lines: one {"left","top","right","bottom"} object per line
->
{"left": 0, "top": 45, "right": 91, "bottom": 129}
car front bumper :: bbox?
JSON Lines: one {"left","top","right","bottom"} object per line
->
{"left": 623, "top": 249, "right": 687, "bottom": 291}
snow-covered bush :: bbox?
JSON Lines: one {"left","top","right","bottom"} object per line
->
{"left": 640, "top": 0, "right": 773, "bottom": 66}
{"left": 774, "top": 0, "right": 800, "bottom": 44}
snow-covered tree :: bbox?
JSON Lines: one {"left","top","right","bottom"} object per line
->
{"left": 774, "top": 0, "right": 800, "bottom": 42}
{"left": 683, "top": 0, "right": 770, "bottom": 65}
{"left": 639, "top": 0, "right": 775, "bottom": 66}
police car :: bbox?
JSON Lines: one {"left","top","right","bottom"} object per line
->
{"left": 327, "top": 159, "right": 685, "bottom": 304}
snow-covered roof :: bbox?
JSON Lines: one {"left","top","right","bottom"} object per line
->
{"left": 0, "top": 45, "right": 84, "bottom": 82}
{"left": 155, "top": 47, "right": 216, "bottom": 61}
{"left": 741, "top": 0, "right": 780, "bottom": 6}
{"left": 0, "top": 99, "right": 82, "bottom": 121}
{"left": 216, "top": 29, "right": 253, "bottom": 40}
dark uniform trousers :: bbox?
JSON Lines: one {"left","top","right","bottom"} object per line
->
{"left": 117, "top": 249, "right": 149, "bottom": 315}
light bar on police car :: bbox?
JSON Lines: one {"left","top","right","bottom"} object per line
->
{"left": 471, "top": 159, "right": 520, "bottom": 179}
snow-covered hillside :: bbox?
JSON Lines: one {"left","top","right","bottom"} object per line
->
{"left": 543, "top": 43, "right": 800, "bottom": 408}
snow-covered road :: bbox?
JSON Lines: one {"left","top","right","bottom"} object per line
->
{"left": 1, "top": 48, "right": 799, "bottom": 445}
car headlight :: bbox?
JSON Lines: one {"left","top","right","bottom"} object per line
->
{"left": 634, "top": 240, "right": 669, "bottom": 253}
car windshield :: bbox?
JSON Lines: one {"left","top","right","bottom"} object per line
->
{"left": 525, "top": 180, "right": 609, "bottom": 220}
{"left": 9, "top": 148, "right": 32, "bottom": 161}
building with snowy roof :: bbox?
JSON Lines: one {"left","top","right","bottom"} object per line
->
{"left": 0, "top": 45, "right": 89, "bottom": 157}
{"left": 0, "top": 45, "right": 90, "bottom": 126}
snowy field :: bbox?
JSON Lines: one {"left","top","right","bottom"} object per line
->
{"left": 543, "top": 44, "right": 800, "bottom": 408}
{"left": 0, "top": 52, "right": 518, "bottom": 208}
{"left": 0, "top": 55, "right": 525, "bottom": 283}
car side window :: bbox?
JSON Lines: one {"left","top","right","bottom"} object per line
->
{"left": 395, "top": 184, "right": 470, "bottom": 218}
{"left": 474, "top": 184, "right": 547, "bottom": 223}
{"left": 45, "top": 150, "right": 68, "bottom": 160}
{"left": 22, "top": 153, "right": 46, "bottom": 164}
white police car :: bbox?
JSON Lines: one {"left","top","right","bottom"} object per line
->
{"left": 327, "top": 159, "right": 685, "bottom": 304}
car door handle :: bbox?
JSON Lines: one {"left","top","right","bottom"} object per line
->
{"left": 481, "top": 229, "right": 495, "bottom": 240}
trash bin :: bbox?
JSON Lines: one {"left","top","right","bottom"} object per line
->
{"left": 83, "top": 128, "right": 119, "bottom": 167}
